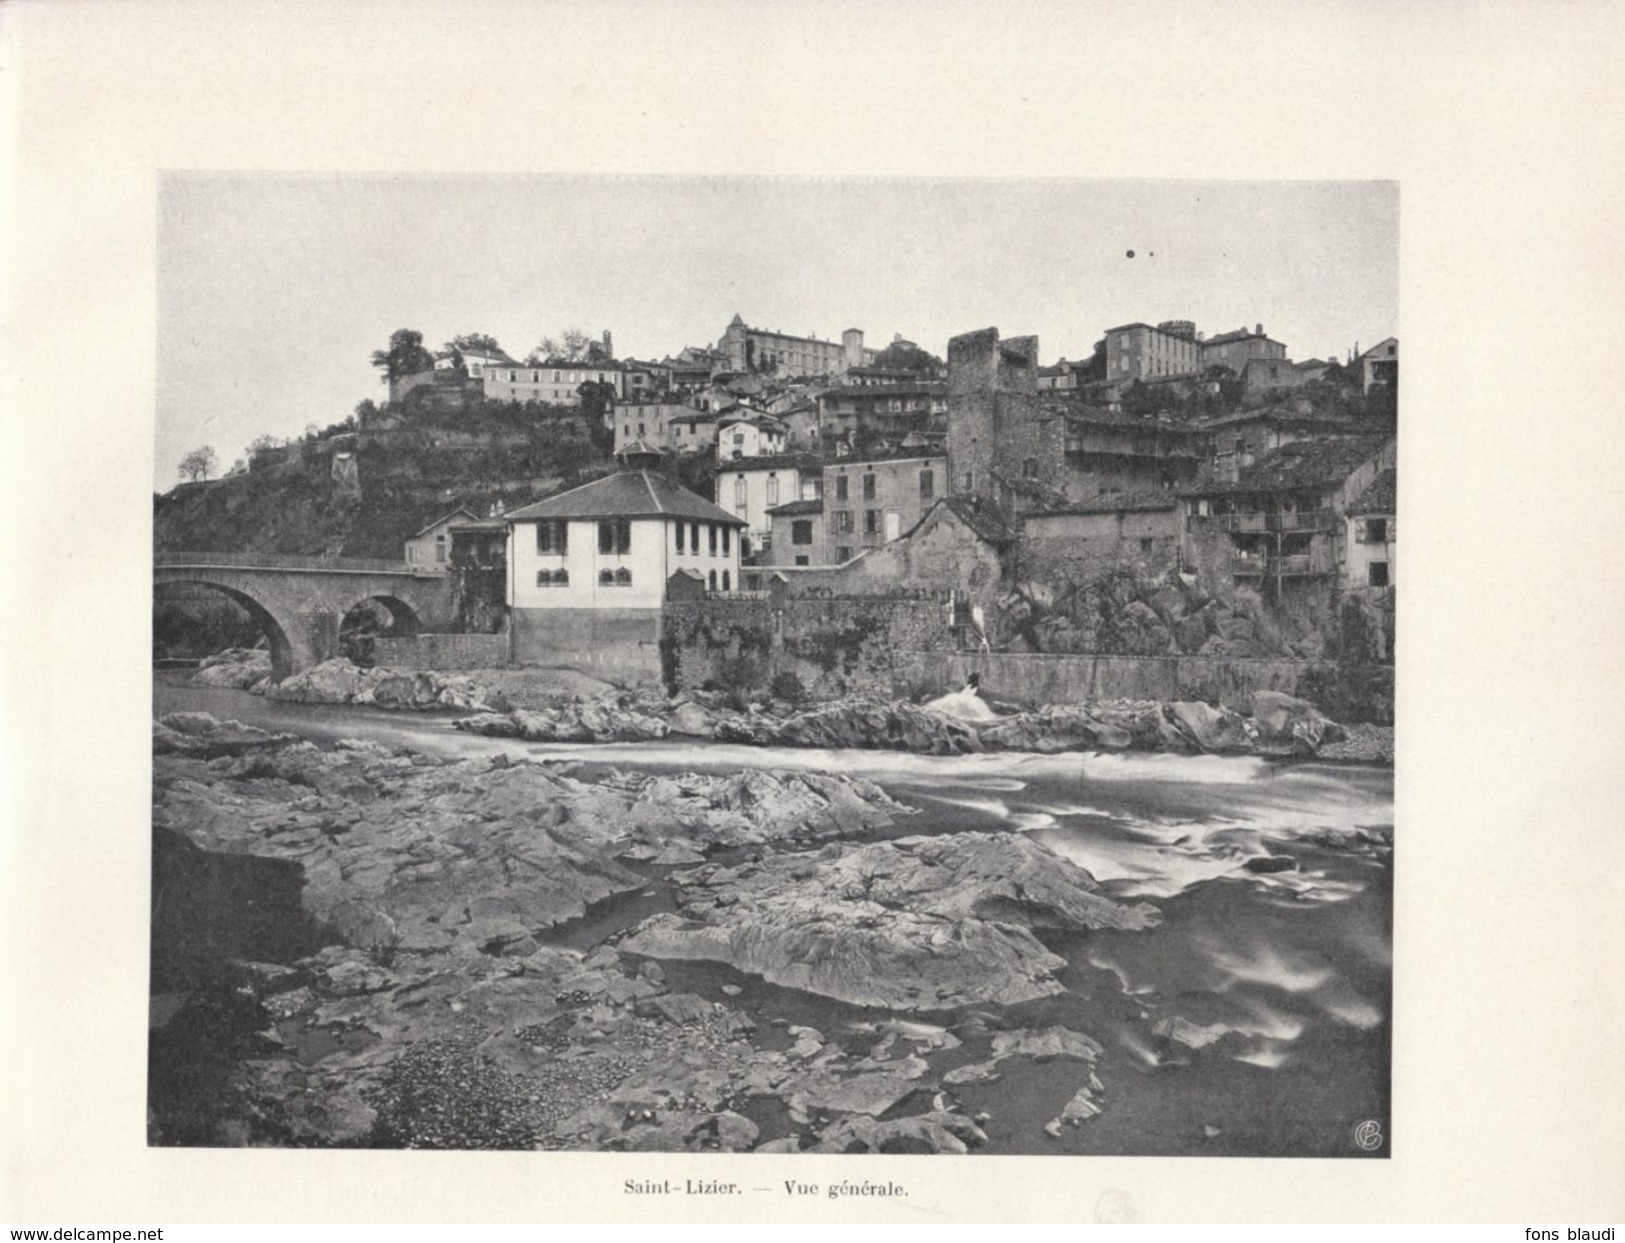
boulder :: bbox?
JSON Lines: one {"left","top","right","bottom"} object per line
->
{"left": 193, "top": 648, "right": 273, "bottom": 688}
{"left": 1166, "top": 701, "right": 1250, "bottom": 752}
{"left": 1250, "top": 690, "right": 1347, "bottom": 755}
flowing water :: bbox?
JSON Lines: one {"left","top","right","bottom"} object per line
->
{"left": 153, "top": 673, "right": 1393, "bottom": 1157}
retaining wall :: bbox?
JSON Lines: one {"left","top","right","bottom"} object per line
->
{"left": 373, "top": 632, "right": 510, "bottom": 671}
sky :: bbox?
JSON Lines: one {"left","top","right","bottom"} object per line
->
{"left": 156, "top": 175, "right": 1398, "bottom": 476}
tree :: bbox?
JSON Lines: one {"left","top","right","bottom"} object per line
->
{"left": 576, "top": 380, "right": 616, "bottom": 422}
{"left": 447, "top": 333, "right": 504, "bottom": 357}
{"left": 178, "top": 445, "right": 218, "bottom": 483}
{"left": 371, "top": 329, "right": 436, "bottom": 383}
{"left": 871, "top": 339, "right": 945, "bottom": 376}
{"left": 247, "top": 434, "right": 283, "bottom": 457}
{"left": 527, "top": 327, "right": 595, "bottom": 364}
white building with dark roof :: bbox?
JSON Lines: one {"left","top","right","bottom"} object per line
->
{"left": 505, "top": 452, "right": 746, "bottom": 612}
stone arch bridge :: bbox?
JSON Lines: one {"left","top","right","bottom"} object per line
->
{"left": 155, "top": 552, "right": 456, "bottom": 678}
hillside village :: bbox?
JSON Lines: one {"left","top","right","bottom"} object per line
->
{"left": 156, "top": 312, "right": 1397, "bottom": 718}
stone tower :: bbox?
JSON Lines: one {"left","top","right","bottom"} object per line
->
{"left": 946, "top": 327, "right": 1063, "bottom": 512}
{"left": 841, "top": 327, "right": 865, "bottom": 372}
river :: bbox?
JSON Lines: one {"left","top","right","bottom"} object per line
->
{"left": 153, "top": 673, "right": 1393, "bottom": 1157}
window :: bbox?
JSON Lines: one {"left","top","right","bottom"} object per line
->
{"left": 863, "top": 474, "right": 876, "bottom": 500}
{"left": 766, "top": 475, "right": 779, "bottom": 506}
{"left": 836, "top": 546, "right": 853, "bottom": 562}
{"left": 721, "top": 526, "right": 731, "bottom": 555}
{"left": 721, "top": 570, "right": 731, "bottom": 592}
{"left": 1368, "top": 561, "right": 1390, "bottom": 587}
{"left": 1365, "top": 518, "right": 1388, "bottom": 543}
{"left": 599, "top": 569, "right": 615, "bottom": 586}
{"left": 735, "top": 478, "right": 747, "bottom": 507}
{"left": 791, "top": 520, "right": 813, "bottom": 545}
{"left": 690, "top": 522, "right": 700, "bottom": 551}
{"left": 707, "top": 524, "right": 718, "bottom": 555}
{"left": 638, "top": 423, "right": 646, "bottom": 437}
{"left": 835, "top": 475, "right": 849, "bottom": 501}
{"left": 555, "top": 568, "right": 568, "bottom": 587}
{"left": 598, "top": 520, "right": 631, "bottom": 555}
{"left": 616, "top": 567, "right": 632, "bottom": 586}
{"left": 435, "top": 536, "right": 447, "bottom": 563}
{"left": 536, "top": 570, "right": 551, "bottom": 587}
{"left": 708, "top": 570, "right": 718, "bottom": 592}
{"left": 675, "top": 522, "right": 686, "bottom": 553}
{"left": 864, "top": 509, "right": 880, "bottom": 535}
{"left": 836, "top": 510, "right": 854, "bottom": 533}
{"left": 1140, "top": 537, "right": 1154, "bottom": 553}
{"left": 963, "top": 471, "right": 974, "bottom": 491}
{"left": 794, "top": 555, "right": 810, "bottom": 566}
{"left": 553, "top": 370, "right": 561, "bottom": 383}
{"left": 1023, "top": 458, "right": 1038, "bottom": 478}
{"left": 536, "top": 521, "right": 567, "bottom": 554}
{"left": 919, "top": 469, "right": 934, "bottom": 498}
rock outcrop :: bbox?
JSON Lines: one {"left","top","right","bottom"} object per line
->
{"left": 621, "top": 833, "right": 1159, "bottom": 1010}
{"left": 192, "top": 647, "right": 272, "bottom": 689}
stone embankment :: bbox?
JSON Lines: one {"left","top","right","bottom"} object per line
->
{"left": 151, "top": 712, "right": 1149, "bottom": 1151}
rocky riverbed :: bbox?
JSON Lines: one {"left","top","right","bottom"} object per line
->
{"left": 150, "top": 711, "right": 1166, "bottom": 1151}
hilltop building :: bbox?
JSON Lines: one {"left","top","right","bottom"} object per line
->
{"left": 718, "top": 314, "right": 878, "bottom": 376}
{"left": 483, "top": 360, "right": 625, "bottom": 405}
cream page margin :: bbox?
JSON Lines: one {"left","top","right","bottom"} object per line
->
{"left": 3, "top": 0, "right": 1623, "bottom": 1225}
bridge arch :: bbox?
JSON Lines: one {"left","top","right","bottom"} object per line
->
{"left": 153, "top": 578, "right": 299, "bottom": 680}
{"left": 153, "top": 555, "right": 457, "bottom": 678}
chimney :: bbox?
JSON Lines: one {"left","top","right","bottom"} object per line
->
{"left": 1255, "top": 323, "right": 1263, "bottom": 337}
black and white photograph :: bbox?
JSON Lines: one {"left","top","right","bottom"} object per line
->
{"left": 8, "top": 1, "right": 1625, "bottom": 1229}
{"left": 149, "top": 174, "right": 1397, "bottom": 1158}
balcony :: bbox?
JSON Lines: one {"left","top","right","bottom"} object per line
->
{"left": 1213, "top": 508, "right": 1335, "bottom": 535}
{"left": 1230, "top": 552, "right": 1333, "bottom": 579}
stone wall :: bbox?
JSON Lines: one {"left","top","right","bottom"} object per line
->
{"left": 894, "top": 650, "right": 1330, "bottom": 712}
{"left": 510, "top": 607, "right": 664, "bottom": 685}
{"left": 373, "top": 633, "right": 510, "bottom": 671}
{"left": 661, "top": 595, "right": 952, "bottom": 699}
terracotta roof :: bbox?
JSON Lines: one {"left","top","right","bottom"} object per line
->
{"left": 1349, "top": 468, "right": 1396, "bottom": 515}
{"left": 1185, "top": 435, "right": 1393, "bottom": 497}
{"left": 506, "top": 470, "right": 746, "bottom": 525}
{"left": 767, "top": 498, "right": 824, "bottom": 517}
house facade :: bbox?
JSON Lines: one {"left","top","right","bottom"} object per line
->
{"left": 503, "top": 461, "right": 746, "bottom": 679}
{"left": 1200, "top": 325, "right": 1288, "bottom": 374}
{"left": 1182, "top": 435, "right": 1396, "bottom": 596}
{"left": 483, "top": 361, "right": 625, "bottom": 405}
{"left": 1343, "top": 468, "right": 1396, "bottom": 592}
{"left": 715, "top": 409, "right": 788, "bottom": 461}
{"left": 1061, "top": 411, "right": 1205, "bottom": 499}
{"left": 763, "top": 499, "right": 825, "bottom": 566}
{"left": 1103, "top": 321, "right": 1204, "bottom": 383}
{"left": 822, "top": 451, "right": 945, "bottom": 564}
{"left": 404, "top": 507, "right": 476, "bottom": 570}
{"left": 613, "top": 401, "right": 717, "bottom": 456}
{"left": 1358, "top": 337, "right": 1399, "bottom": 394}
{"left": 1201, "top": 407, "right": 1371, "bottom": 484}
{"left": 714, "top": 453, "right": 824, "bottom": 560}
